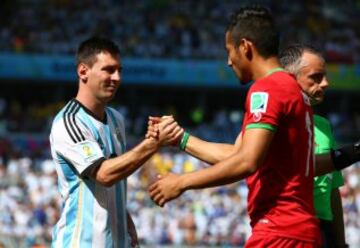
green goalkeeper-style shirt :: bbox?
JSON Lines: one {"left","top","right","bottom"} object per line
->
{"left": 313, "top": 115, "right": 344, "bottom": 221}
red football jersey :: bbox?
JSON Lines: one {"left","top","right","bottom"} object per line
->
{"left": 242, "top": 71, "right": 320, "bottom": 243}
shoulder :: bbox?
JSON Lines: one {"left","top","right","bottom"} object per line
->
{"left": 50, "top": 100, "right": 88, "bottom": 144}
{"left": 250, "top": 72, "right": 298, "bottom": 93}
{"left": 247, "top": 72, "right": 300, "bottom": 107}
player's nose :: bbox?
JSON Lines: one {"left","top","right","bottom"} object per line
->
{"left": 227, "top": 57, "right": 233, "bottom": 67}
{"left": 112, "top": 70, "right": 121, "bottom": 82}
{"left": 320, "top": 76, "right": 329, "bottom": 89}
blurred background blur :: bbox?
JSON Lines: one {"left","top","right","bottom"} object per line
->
{"left": 0, "top": 0, "right": 359, "bottom": 247}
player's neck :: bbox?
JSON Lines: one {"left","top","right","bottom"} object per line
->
{"left": 76, "top": 92, "right": 106, "bottom": 121}
{"left": 252, "top": 56, "right": 283, "bottom": 80}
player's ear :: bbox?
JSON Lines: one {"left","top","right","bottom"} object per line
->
{"left": 240, "top": 38, "right": 253, "bottom": 60}
{"left": 77, "top": 63, "right": 89, "bottom": 83}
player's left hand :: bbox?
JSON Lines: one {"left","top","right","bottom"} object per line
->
{"left": 148, "top": 173, "right": 184, "bottom": 207}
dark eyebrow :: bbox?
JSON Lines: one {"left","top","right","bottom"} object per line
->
{"left": 102, "top": 64, "right": 120, "bottom": 71}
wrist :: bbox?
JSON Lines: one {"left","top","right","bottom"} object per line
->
{"left": 179, "top": 131, "right": 190, "bottom": 151}
{"left": 331, "top": 141, "right": 360, "bottom": 170}
{"left": 143, "top": 137, "right": 159, "bottom": 151}
{"left": 179, "top": 174, "right": 189, "bottom": 192}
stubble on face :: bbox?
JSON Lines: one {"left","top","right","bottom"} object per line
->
{"left": 87, "top": 52, "right": 121, "bottom": 103}
{"left": 297, "top": 52, "right": 327, "bottom": 105}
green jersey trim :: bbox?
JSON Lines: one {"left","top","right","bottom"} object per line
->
{"left": 246, "top": 123, "right": 277, "bottom": 132}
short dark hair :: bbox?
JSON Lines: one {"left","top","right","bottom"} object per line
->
{"left": 76, "top": 37, "right": 120, "bottom": 67}
{"left": 227, "top": 6, "right": 279, "bottom": 58}
{"left": 279, "top": 43, "right": 323, "bottom": 74}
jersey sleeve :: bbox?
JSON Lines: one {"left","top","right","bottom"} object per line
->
{"left": 244, "top": 80, "right": 283, "bottom": 132}
{"left": 50, "top": 115, "right": 105, "bottom": 177}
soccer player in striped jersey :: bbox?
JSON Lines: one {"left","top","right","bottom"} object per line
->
{"left": 280, "top": 44, "right": 348, "bottom": 248}
{"left": 49, "top": 37, "right": 183, "bottom": 248}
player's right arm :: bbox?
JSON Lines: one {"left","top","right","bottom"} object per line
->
{"left": 148, "top": 116, "right": 242, "bottom": 165}
{"left": 51, "top": 113, "right": 181, "bottom": 187}
{"left": 93, "top": 117, "right": 183, "bottom": 187}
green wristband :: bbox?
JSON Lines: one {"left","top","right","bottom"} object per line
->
{"left": 179, "top": 132, "right": 190, "bottom": 150}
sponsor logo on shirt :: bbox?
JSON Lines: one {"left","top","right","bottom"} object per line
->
{"left": 250, "top": 92, "right": 268, "bottom": 114}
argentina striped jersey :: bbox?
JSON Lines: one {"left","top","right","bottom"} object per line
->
{"left": 49, "top": 99, "right": 129, "bottom": 248}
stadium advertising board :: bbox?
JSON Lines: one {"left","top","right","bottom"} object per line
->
{"left": 0, "top": 53, "right": 359, "bottom": 90}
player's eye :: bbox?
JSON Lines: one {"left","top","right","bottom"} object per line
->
{"left": 103, "top": 67, "right": 116, "bottom": 74}
{"left": 310, "top": 73, "right": 324, "bottom": 84}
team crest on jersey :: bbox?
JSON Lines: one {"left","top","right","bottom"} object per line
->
{"left": 82, "top": 145, "right": 92, "bottom": 156}
{"left": 250, "top": 92, "right": 268, "bottom": 113}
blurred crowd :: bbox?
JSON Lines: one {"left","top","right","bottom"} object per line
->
{"left": 0, "top": 0, "right": 359, "bottom": 63}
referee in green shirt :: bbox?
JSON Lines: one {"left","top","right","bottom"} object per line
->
{"left": 280, "top": 44, "right": 348, "bottom": 248}
{"left": 314, "top": 115, "right": 345, "bottom": 247}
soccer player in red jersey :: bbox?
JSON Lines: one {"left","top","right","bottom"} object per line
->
{"left": 148, "top": 5, "right": 360, "bottom": 248}
{"left": 149, "top": 6, "right": 322, "bottom": 247}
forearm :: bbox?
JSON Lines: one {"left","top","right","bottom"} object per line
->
{"left": 331, "top": 188, "right": 346, "bottom": 247}
{"left": 315, "top": 153, "right": 335, "bottom": 176}
{"left": 180, "top": 151, "right": 256, "bottom": 190}
{"left": 315, "top": 141, "right": 360, "bottom": 176}
{"left": 95, "top": 139, "right": 158, "bottom": 186}
{"left": 184, "top": 135, "right": 236, "bottom": 164}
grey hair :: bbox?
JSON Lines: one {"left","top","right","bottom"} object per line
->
{"left": 279, "top": 44, "right": 323, "bottom": 76}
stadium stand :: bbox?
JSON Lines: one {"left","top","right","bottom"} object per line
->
{"left": 0, "top": 0, "right": 359, "bottom": 62}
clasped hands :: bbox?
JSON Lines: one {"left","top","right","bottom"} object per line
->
{"left": 145, "top": 115, "right": 184, "bottom": 147}
{"left": 145, "top": 116, "right": 187, "bottom": 207}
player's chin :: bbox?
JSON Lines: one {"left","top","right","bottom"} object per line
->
{"left": 239, "top": 76, "right": 252, "bottom": 85}
{"left": 237, "top": 71, "right": 252, "bottom": 85}
{"left": 101, "top": 92, "right": 116, "bottom": 102}
{"left": 310, "top": 96, "right": 324, "bottom": 105}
